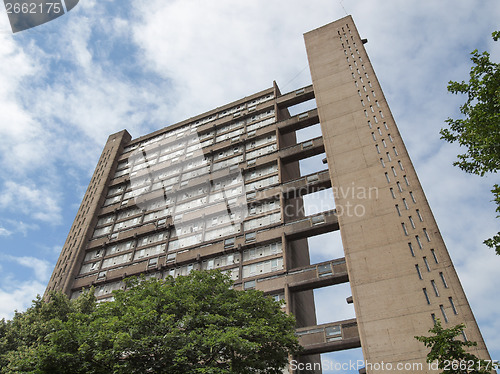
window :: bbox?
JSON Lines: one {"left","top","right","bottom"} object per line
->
{"left": 386, "top": 152, "right": 391, "bottom": 162}
{"left": 440, "top": 305, "right": 448, "bottom": 323}
{"left": 424, "top": 228, "right": 431, "bottom": 242}
{"left": 245, "top": 232, "right": 256, "bottom": 242}
{"left": 409, "top": 216, "right": 415, "bottom": 229}
{"left": 403, "top": 175, "right": 409, "bottom": 186}
{"left": 377, "top": 127, "right": 382, "bottom": 135}
{"left": 449, "top": 297, "right": 457, "bottom": 314}
{"left": 416, "top": 235, "right": 423, "bottom": 249}
{"left": 385, "top": 172, "right": 390, "bottom": 183}
{"left": 367, "top": 120, "right": 372, "bottom": 128}
{"left": 224, "top": 237, "right": 235, "bottom": 248}
{"left": 397, "top": 181, "right": 403, "bottom": 192}
{"left": 380, "top": 158, "right": 385, "bottom": 167}
{"left": 440, "top": 272, "right": 448, "bottom": 288}
{"left": 395, "top": 204, "right": 401, "bottom": 216}
{"left": 393, "top": 146, "right": 398, "bottom": 156}
{"left": 423, "top": 288, "right": 430, "bottom": 304}
{"left": 431, "top": 249, "right": 438, "bottom": 263}
{"left": 408, "top": 242, "right": 415, "bottom": 256}
{"left": 398, "top": 160, "right": 404, "bottom": 170}
{"left": 415, "top": 264, "right": 423, "bottom": 279}
{"left": 375, "top": 144, "right": 381, "bottom": 153}
{"left": 391, "top": 166, "right": 397, "bottom": 177}
{"left": 244, "top": 280, "right": 256, "bottom": 290}
{"left": 401, "top": 222, "right": 408, "bottom": 236}
{"left": 410, "top": 191, "right": 416, "bottom": 203}
{"left": 371, "top": 132, "right": 376, "bottom": 140}
{"left": 390, "top": 188, "right": 395, "bottom": 199}
{"left": 431, "top": 280, "right": 439, "bottom": 296}
{"left": 423, "top": 256, "right": 430, "bottom": 271}
{"left": 416, "top": 209, "right": 423, "bottom": 221}
{"left": 403, "top": 198, "right": 409, "bottom": 210}
{"left": 431, "top": 313, "right": 437, "bottom": 324}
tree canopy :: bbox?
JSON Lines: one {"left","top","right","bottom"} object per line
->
{"left": 440, "top": 31, "right": 500, "bottom": 254}
{"left": 0, "top": 271, "right": 300, "bottom": 374}
{"left": 415, "top": 320, "right": 498, "bottom": 374}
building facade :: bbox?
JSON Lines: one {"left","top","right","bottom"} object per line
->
{"left": 46, "top": 16, "right": 491, "bottom": 373}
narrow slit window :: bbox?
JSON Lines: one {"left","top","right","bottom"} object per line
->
{"left": 386, "top": 152, "right": 392, "bottom": 162}
{"left": 431, "top": 280, "right": 439, "bottom": 296}
{"left": 361, "top": 100, "right": 365, "bottom": 107}
{"left": 380, "top": 158, "right": 385, "bottom": 167}
{"left": 423, "top": 256, "right": 430, "bottom": 271}
{"left": 440, "top": 305, "right": 448, "bottom": 323}
{"left": 390, "top": 188, "right": 395, "bottom": 199}
{"left": 409, "top": 242, "right": 415, "bottom": 256}
{"left": 449, "top": 297, "right": 457, "bottom": 314}
{"left": 363, "top": 85, "right": 367, "bottom": 92}
{"left": 403, "top": 175, "right": 409, "bottom": 185}
{"left": 358, "top": 90, "right": 361, "bottom": 96}
{"left": 375, "top": 100, "right": 380, "bottom": 107}
{"left": 409, "top": 216, "right": 415, "bottom": 229}
{"left": 424, "top": 228, "right": 430, "bottom": 241}
{"left": 379, "top": 110, "right": 384, "bottom": 118}
{"left": 395, "top": 204, "right": 401, "bottom": 216}
{"left": 364, "top": 110, "right": 368, "bottom": 117}
{"left": 372, "top": 90, "right": 376, "bottom": 97}
{"left": 398, "top": 160, "right": 404, "bottom": 170}
{"left": 367, "top": 120, "right": 372, "bottom": 128}
{"left": 401, "top": 222, "right": 408, "bottom": 236}
{"left": 382, "top": 139, "right": 387, "bottom": 148}
{"left": 403, "top": 198, "right": 409, "bottom": 210}
{"left": 371, "top": 132, "right": 376, "bottom": 140}
{"left": 423, "top": 288, "right": 430, "bottom": 304}
{"left": 375, "top": 144, "right": 381, "bottom": 153}
{"left": 391, "top": 166, "right": 397, "bottom": 177}
{"left": 397, "top": 181, "right": 403, "bottom": 192}
{"left": 410, "top": 191, "right": 416, "bottom": 203}
{"left": 415, "top": 264, "right": 423, "bottom": 279}
{"left": 393, "top": 146, "right": 398, "bottom": 156}
{"left": 416, "top": 235, "right": 423, "bottom": 249}
{"left": 370, "top": 105, "right": 374, "bottom": 113}
{"left": 388, "top": 134, "right": 393, "bottom": 142}
{"left": 366, "top": 95, "right": 370, "bottom": 102}
{"left": 431, "top": 249, "right": 438, "bottom": 263}
{"left": 431, "top": 313, "right": 437, "bottom": 324}
{"left": 416, "top": 209, "right": 423, "bottom": 221}
{"left": 440, "top": 272, "right": 448, "bottom": 288}
{"left": 373, "top": 116, "right": 379, "bottom": 123}
{"left": 385, "top": 172, "right": 390, "bottom": 183}
{"left": 377, "top": 127, "right": 382, "bottom": 135}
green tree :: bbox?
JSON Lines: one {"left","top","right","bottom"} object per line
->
{"left": 440, "top": 31, "right": 500, "bottom": 255}
{"left": 415, "top": 320, "right": 497, "bottom": 373}
{"left": 0, "top": 271, "right": 300, "bottom": 374}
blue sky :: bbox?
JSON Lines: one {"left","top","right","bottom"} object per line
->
{"left": 0, "top": 0, "right": 499, "bottom": 372}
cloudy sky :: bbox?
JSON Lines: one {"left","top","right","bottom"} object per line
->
{"left": 0, "top": 0, "right": 499, "bottom": 371}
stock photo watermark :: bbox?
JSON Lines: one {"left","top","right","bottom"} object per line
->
{"left": 3, "top": 0, "right": 79, "bottom": 33}
{"left": 290, "top": 359, "right": 499, "bottom": 372}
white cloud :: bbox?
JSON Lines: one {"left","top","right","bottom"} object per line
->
{"left": 0, "top": 181, "right": 62, "bottom": 224}
{"left": 0, "top": 280, "right": 45, "bottom": 320}
{"left": 4, "top": 255, "right": 51, "bottom": 282}
{"left": 0, "top": 227, "right": 12, "bottom": 237}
